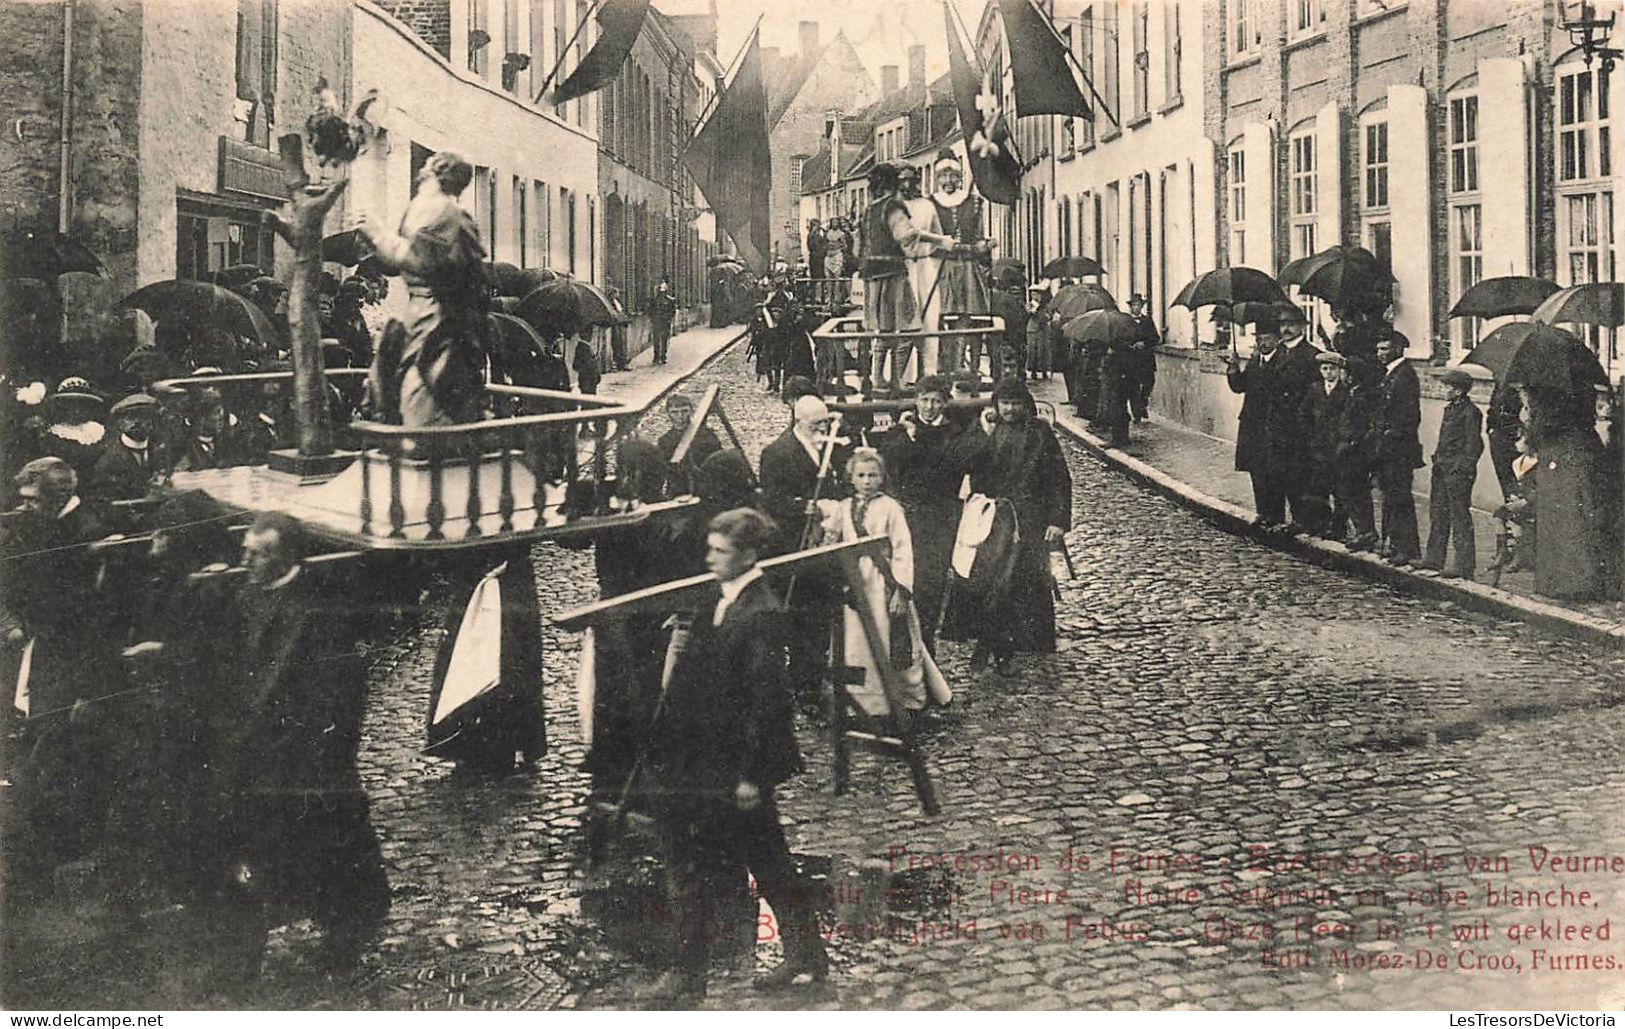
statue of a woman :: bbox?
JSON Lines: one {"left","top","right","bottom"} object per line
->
{"left": 359, "top": 152, "right": 488, "bottom": 428}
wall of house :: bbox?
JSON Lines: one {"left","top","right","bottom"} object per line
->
{"left": 769, "top": 45, "right": 873, "bottom": 263}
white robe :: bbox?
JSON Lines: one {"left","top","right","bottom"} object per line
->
{"left": 903, "top": 196, "right": 943, "bottom": 378}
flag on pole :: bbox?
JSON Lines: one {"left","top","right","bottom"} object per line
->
{"left": 944, "top": 2, "right": 1020, "bottom": 205}
{"left": 681, "top": 31, "right": 772, "bottom": 274}
{"left": 995, "top": 0, "right": 1092, "bottom": 118}
{"left": 547, "top": 0, "right": 652, "bottom": 106}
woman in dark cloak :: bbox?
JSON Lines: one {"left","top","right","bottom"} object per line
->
{"left": 1517, "top": 386, "right": 1620, "bottom": 601}
{"left": 950, "top": 377, "right": 1073, "bottom": 674}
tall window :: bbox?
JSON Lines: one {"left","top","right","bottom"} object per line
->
{"left": 500, "top": 0, "right": 520, "bottom": 91}
{"left": 513, "top": 175, "right": 527, "bottom": 265}
{"left": 235, "top": 0, "right": 278, "bottom": 146}
{"left": 1231, "top": 0, "right": 1258, "bottom": 57}
{"left": 575, "top": 0, "right": 589, "bottom": 126}
{"left": 1555, "top": 61, "right": 1616, "bottom": 364}
{"left": 533, "top": 180, "right": 550, "bottom": 267}
{"left": 1363, "top": 121, "right": 1388, "bottom": 208}
{"left": 1079, "top": 8, "right": 1095, "bottom": 146}
{"left": 562, "top": 187, "right": 578, "bottom": 275}
{"left": 468, "top": 0, "right": 490, "bottom": 76}
{"left": 1292, "top": 0, "right": 1325, "bottom": 39}
{"left": 1061, "top": 25, "right": 1078, "bottom": 152}
{"left": 1289, "top": 131, "right": 1317, "bottom": 258}
{"left": 473, "top": 166, "right": 492, "bottom": 242}
{"left": 1131, "top": 2, "right": 1149, "bottom": 120}
{"left": 789, "top": 156, "right": 803, "bottom": 196}
{"left": 553, "top": 0, "right": 567, "bottom": 119}
{"left": 1103, "top": 182, "right": 1120, "bottom": 283}
{"left": 1449, "top": 94, "right": 1479, "bottom": 193}
{"left": 1227, "top": 145, "right": 1246, "bottom": 265}
{"left": 1164, "top": 2, "right": 1182, "bottom": 102}
{"left": 1103, "top": 6, "right": 1120, "bottom": 131}
{"left": 1448, "top": 93, "right": 1481, "bottom": 353}
{"left": 529, "top": 0, "right": 547, "bottom": 99}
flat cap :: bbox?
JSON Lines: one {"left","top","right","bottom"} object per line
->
{"left": 1314, "top": 351, "right": 1348, "bottom": 366}
{"left": 1439, "top": 367, "right": 1475, "bottom": 388}
{"left": 110, "top": 393, "right": 159, "bottom": 416}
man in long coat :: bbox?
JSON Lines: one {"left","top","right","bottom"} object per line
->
{"left": 641, "top": 508, "right": 829, "bottom": 1003}
{"left": 881, "top": 375, "right": 963, "bottom": 654}
{"left": 1372, "top": 331, "right": 1424, "bottom": 564}
{"left": 1225, "top": 319, "right": 1313, "bottom": 528}
{"left": 952, "top": 378, "right": 1071, "bottom": 675}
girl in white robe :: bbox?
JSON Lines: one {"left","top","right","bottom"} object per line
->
{"left": 817, "top": 448, "right": 952, "bottom": 717}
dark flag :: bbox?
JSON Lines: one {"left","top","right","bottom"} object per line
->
{"left": 546, "top": 0, "right": 651, "bottom": 106}
{"left": 995, "top": 0, "right": 1091, "bottom": 118}
{"left": 681, "top": 31, "right": 771, "bottom": 273}
{"left": 944, "top": 2, "right": 1020, "bottom": 206}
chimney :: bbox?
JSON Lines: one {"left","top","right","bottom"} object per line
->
{"left": 881, "top": 65, "right": 900, "bottom": 95}
{"left": 799, "top": 20, "right": 819, "bottom": 58}
{"left": 907, "top": 45, "right": 926, "bottom": 90}
{"left": 760, "top": 45, "right": 781, "bottom": 71}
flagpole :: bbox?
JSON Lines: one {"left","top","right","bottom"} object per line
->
{"left": 947, "top": 0, "right": 1027, "bottom": 169}
{"left": 1019, "top": 0, "right": 1119, "bottom": 129}
{"left": 533, "top": 0, "right": 608, "bottom": 106}
{"left": 669, "top": 16, "right": 764, "bottom": 181}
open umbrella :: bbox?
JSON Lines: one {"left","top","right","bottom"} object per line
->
{"left": 1210, "top": 300, "right": 1298, "bottom": 326}
{"left": 1041, "top": 255, "right": 1105, "bottom": 279}
{"left": 1296, "top": 246, "right": 1392, "bottom": 309}
{"left": 1462, "top": 322, "right": 1607, "bottom": 392}
{"left": 117, "top": 280, "right": 281, "bottom": 347}
{"left": 2, "top": 231, "right": 108, "bottom": 280}
{"left": 1277, "top": 248, "right": 1346, "bottom": 288}
{"left": 991, "top": 257, "right": 1027, "bottom": 285}
{"left": 1172, "top": 267, "right": 1288, "bottom": 309}
{"left": 707, "top": 254, "right": 744, "bottom": 268}
{"left": 1049, "top": 282, "right": 1118, "bottom": 321}
{"left": 517, "top": 278, "right": 630, "bottom": 331}
{"left": 209, "top": 264, "right": 267, "bottom": 291}
{"left": 1061, "top": 308, "right": 1140, "bottom": 347}
{"left": 321, "top": 228, "right": 373, "bottom": 267}
{"left": 1533, "top": 282, "right": 1624, "bottom": 329}
{"left": 483, "top": 262, "right": 526, "bottom": 296}
{"left": 1448, "top": 276, "right": 1559, "bottom": 320}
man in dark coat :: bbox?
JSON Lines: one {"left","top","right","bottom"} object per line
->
{"left": 89, "top": 393, "right": 163, "bottom": 503}
{"left": 655, "top": 391, "right": 723, "bottom": 496}
{"left": 1125, "top": 294, "right": 1159, "bottom": 421}
{"left": 1298, "top": 352, "right": 1376, "bottom": 546}
{"left": 641, "top": 508, "right": 829, "bottom": 1003}
{"left": 1420, "top": 367, "right": 1484, "bottom": 578}
{"left": 1225, "top": 319, "right": 1314, "bottom": 528}
{"left": 881, "top": 375, "right": 963, "bottom": 654}
{"left": 212, "top": 513, "right": 388, "bottom": 981}
{"left": 649, "top": 278, "right": 678, "bottom": 365}
{"left": 953, "top": 378, "right": 1071, "bottom": 676}
{"left": 804, "top": 220, "right": 828, "bottom": 294}
{"left": 1372, "top": 330, "right": 1425, "bottom": 564}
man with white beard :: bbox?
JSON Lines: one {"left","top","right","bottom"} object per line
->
{"left": 928, "top": 150, "right": 992, "bottom": 375}
{"left": 896, "top": 165, "right": 943, "bottom": 380}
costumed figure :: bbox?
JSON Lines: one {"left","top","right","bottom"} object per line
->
{"left": 928, "top": 149, "right": 991, "bottom": 374}
{"left": 897, "top": 165, "right": 945, "bottom": 379}
{"left": 814, "top": 449, "right": 951, "bottom": 717}
{"left": 360, "top": 151, "right": 489, "bottom": 428}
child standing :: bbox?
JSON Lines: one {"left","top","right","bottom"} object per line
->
{"left": 816, "top": 449, "right": 951, "bottom": 717}
{"left": 1420, "top": 367, "right": 1484, "bottom": 578}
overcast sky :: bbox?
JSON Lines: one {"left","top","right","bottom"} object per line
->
{"left": 655, "top": 0, "right": 983, "bottom": 86}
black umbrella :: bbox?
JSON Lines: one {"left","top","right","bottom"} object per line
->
{"left": 117, "top": 280, "right": 282, "bottom": 348}
{"left": 1041, "top": 255, "right": 1105, "bottom": 279}
{"left": 484, "top": 261, "right": 527, "bottom": 296}
{"left": 1049, "top": 282, "right": 1118, "bottom": 321}
{"left": 991, "top": 257, "right": 1027, "bottom": 285}
{"left": 209, "top": 264, "right": 267, "bottom": 291}
{"left": 1061, "top": 309, "right": 1140, "bottom": 347}
{"left": 1448, "top": 276, "right": 1559, "bottom": 320}
{"left": 517, "top": 278, "right": 629, "bottom": 331}
{"left": 1296, "top": 246, "right": 1393, "bottom": 309}
{"left": 1462, "top": 322, "right": 1607, "bottom": 392}
{"left": 1277, "top": 248, "right": 1341, "bottom": 288}
{"left": 1172, "top": 267, "right": 1288, "bottom": 309}
{"left": 707, "top": 254, "right": 744, "bottom": 268}
{"left": 1533, "top": 282, "right": 1624, "bottom": 329}
{"left": 1210, "top": 300, "right": 1298, "bottom": 326}
{"left": 1, "top": 230, "right": 108, "bottom": 280}
{"left": 321, "top": 228, "right": 373, "bottom": 267}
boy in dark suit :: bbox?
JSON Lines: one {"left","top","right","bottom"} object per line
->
{"left": 1372, "top": 330, "right": 1425, "bottom": 564}
{"left": 1419, "top": 367, "right": 1484, "bottom": 578}
{"left": 642, "top": 508, "right": 829, "bottom": 1003}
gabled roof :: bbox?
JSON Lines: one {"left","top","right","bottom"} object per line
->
{"left": 766, "top": 30, "right": 868, "bottom": 130}
{"left": 798, "top": 150, "right": 832, "bottom": 195}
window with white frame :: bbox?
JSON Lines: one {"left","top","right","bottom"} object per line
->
{"left": 1449, "top": 94, "right": 1479, "bottom": 193}
{"left": 1227, "top": 145, "right": 1246, "bottom": 265}
{"left": 1164, "top": 1, "right": 1182, "bottom": 102}
{"left": 1555, "top": 60, "right": 1617, "bottom": 365}
{"left": 1292, "top": 0, "right": 1325, "bottom": 39}
{"left": 1231, "top": 0, "right": 1259, "bottom": 57}
{"left": 1447, "top": 92, "right": 1481, "bottom": 353}
{"left": 1363, "top": 121, "right": 1388, "bottom": 209}
{"left": 468, "top": 0, "right": 490, "bottom": 76}
{"left": 1079, "top": 8, "right": 1095, "bottom": 146}
{"left": 1061, "top": 25, "right": 1078, "bottom": 152}
{"left": 789, "top": 157, "right": 803, "bottom": 196}
{"left": 1132, "top": 2, "right": 1149, "bottom": 120}
{"left": 1289, "top": 131, "right": 1317, "bottom": 258}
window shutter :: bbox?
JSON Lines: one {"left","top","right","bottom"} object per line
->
{"left": 1477, "top": 58, "right": 1529, "bottom": 277}
{"left": 1315, "top": 101, "right": 1341, "bottom": 248}
{"left": 236, "top": 0, "right": 263, "bottom": 102}
{"left": 1241, "top": 120, "right": 1276, "bottom": 273}
{"left": 1386, "top": 85, "right": 1432, "bottom": 355}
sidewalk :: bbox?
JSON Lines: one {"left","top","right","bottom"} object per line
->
{"left": 1028, "top": 378, "right": 1625, "bottom": 649}
{"left": 590, "top": 322, "right": 747, "bottom": 411}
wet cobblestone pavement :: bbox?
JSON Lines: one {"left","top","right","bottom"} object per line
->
{"left": 14, "top": 341, "right": 1625, "bottom": 1010}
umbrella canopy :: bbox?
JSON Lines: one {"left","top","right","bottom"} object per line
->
{"left": 117, "top": 280, "right": 281, "bottom": 348}
{"left": 321, "top": 228, "right": 373, "bottom": 267}
{"left": 1049, "top": 282, "right": 1118, "bottom": 321}
{"left": 1061, "top": 309, "right": 1141, "bottom": 347}
{"left": 1277, "top": 248, "right": 1344, "bottom": 288}
{"left": 990, "top": 257, "right": 1027, "bottom": 284}
{"left": 1210, "top": 300, "right": 1298, "bottom": 326}
{"left": 210, "top": 264, "right": 267, "bottom": 291}
{"left": 1448, "top": 275, "right": 1560, "bottom": 320}
{"left": 1296, "top": 246, "right": 1393, "bottom": 308}
{"left": 484, "top": 262, "right": 526, "bottom": 296}
{"left": 1462, "top": 322, "right": 1608, "bottom": 392}
{"left": 707, "top": 254, "right": 744, "bottom": 268}
{"left": 516, "top": 278, "right": 630, "bottom": 332}
{"left": 1041, "top": 255, "right": 1105, "bottom": 279}
{"left": 2, "top": 231, "right": 108, "bottom": 280}
{"left": 1533, "top": 282, "right": 1625, "bottom": 329}
{"left": 1171, "top": 267, "right": 1288, "bottom": 309}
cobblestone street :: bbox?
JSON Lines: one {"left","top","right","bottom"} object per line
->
{"left": 22, "top": 340, "right": 1625, "bottom": 1011}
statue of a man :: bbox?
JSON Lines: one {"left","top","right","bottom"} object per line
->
{"left": 359, "top": 152, "right": 488, "bottom": 428}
